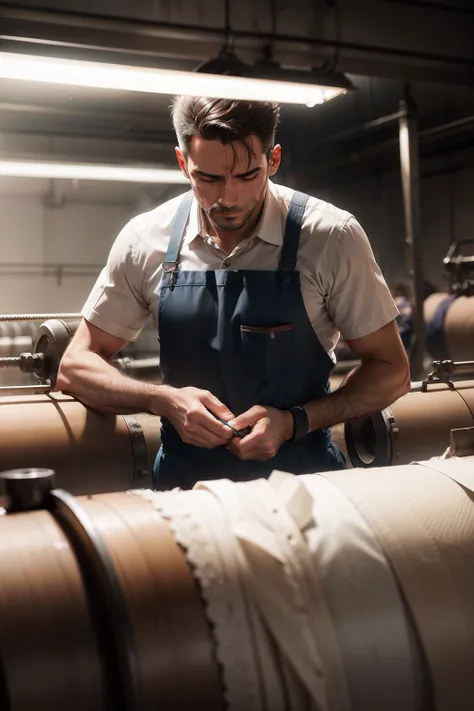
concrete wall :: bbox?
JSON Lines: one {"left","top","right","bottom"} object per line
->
{"left": 0, "top": 128, "right": 186, "bottom": 315}
{"left": 2, "top": 156, "right": 472, "bottom": 317}
{"left": 0, "top": 195, "right": 132, "bottom": 314}
{"left": 1, "top": 83, "right": 473, "bottom": 313}
{"left": 314, "top": 146, "right": 474, "bottom": 291}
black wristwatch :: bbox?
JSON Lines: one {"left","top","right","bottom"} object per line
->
{"left": 288, "top": 406, "right": 309, "bottom": 442}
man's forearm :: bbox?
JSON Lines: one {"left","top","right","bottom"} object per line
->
{"left": 304, "top": 358, "right": 411, "bottom": 432}
{"left": 56, "top": 350, "right": 168, "bottom": 415}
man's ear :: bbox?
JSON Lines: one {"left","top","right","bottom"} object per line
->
{"left": 268, "top": 144, "right": 282, "bottom": 176}
{"left": 175, "top": 147, "right": 189, "bottom": 178}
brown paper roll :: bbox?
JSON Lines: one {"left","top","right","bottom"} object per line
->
{"left": 444, "top": 297, "right": 474, "bottom": 361}
{"left": 0, "top": 393, "right": 161, "bottom": 494}
{"left": 423, "top": 292, "right": 449, "bottom": 323}
{"left": 327, "top": 464, "right": 474, "bottom": 711}
{"left": 345, "top": 380, "right": 474, "bottom": 467}
{"left": 424, "top": 293, "right": 474, "bottom": 361}
{"left": 0, "top": 508, "right": 108, "bottom": 711}
{"left": 1, "top": 462, "right": 474, "bottom": 709}
{"left": 79, "top": 493, "right": 223, "bottom": 710}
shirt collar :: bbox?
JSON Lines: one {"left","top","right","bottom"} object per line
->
{"left": 182, "top": 180, "right": 284, "bottom": 247}
{"left": 182, "top": 196, "right": 201, "bottom": 245}
{"left": 254, "top": 181, "right": 284, "bottom": 246}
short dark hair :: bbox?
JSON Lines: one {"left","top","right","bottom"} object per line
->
{"left": 171, "top": 96, "right": 280, "bottom": 165}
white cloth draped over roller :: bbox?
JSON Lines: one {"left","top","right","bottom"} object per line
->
{"left": 134, "top": 455, "right": 474, "bottom": 711}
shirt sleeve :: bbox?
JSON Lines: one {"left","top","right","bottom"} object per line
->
{"left": 82, "top": 220, "right": 151, "bottom": 341}
{"left": 325, "top": 217, "right": 399, "bottom": 341}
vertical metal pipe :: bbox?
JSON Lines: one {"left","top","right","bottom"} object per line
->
{"left": 399, "top": 87, "right": 425, "bottom": 380}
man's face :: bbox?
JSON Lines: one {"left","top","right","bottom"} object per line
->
{"left": 176, "top": 135, "right": 281, "bottom": 232}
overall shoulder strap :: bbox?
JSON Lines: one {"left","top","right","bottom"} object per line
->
{"left": 163, "top": 190, "right": 194, "bottom": 266}
{"left": 279, "top": 191, "right": 310, "bottom": 271}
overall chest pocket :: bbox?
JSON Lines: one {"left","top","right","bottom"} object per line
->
{"left": 240, "top": 323, "right": 293, "bottom": 379}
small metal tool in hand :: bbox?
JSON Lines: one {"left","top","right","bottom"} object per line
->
{"left": 216, "top": 417, "right": 252, "bottom": 439}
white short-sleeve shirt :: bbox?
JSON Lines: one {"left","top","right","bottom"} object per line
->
{"left": 82, "top": 181, "right": 398, "bottom": 358}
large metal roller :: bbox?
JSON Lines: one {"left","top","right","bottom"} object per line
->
{"left": 345, "top": 378, "right": 474, "bottom": 468}
{"left": 424, "top": 292, "right": 474, "bottom": 361}
{"left": 1, "top": 455, "right": 474, "bottom": 710}
{"left": 0, "top": 393, "right": 161, "bottom": 494}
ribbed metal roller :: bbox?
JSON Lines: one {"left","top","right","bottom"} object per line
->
{"left": 344, "top": 378, "right": 474, "bottom": 468}
{"left": 1, "top": 455, "right": 474, "bottom": 710}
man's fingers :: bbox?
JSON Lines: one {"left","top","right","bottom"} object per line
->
{"left": 227, "top": 406, "right": 264, "bottom": 432}
{"left": 182, "top": 424, "right": 230, "bottom": 449}
{"left": 187, "top": 404, "right": 234, "bottom": 440}
{"left": 228, "top": 439, "right": 270, "bottom": 461}
{"left": 201, "top": 391, "right": 235, "bottom": 422}
{"left": 200, "top": 412, "right": 235, "bottom": 440}
{"left": 228, "top": 422, "right": 276, "bottom": 460}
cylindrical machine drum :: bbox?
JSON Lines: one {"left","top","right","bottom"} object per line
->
{"left": 32, "top": 318, "right": 82, "bottom": 385}
{"left": 424, "top": 292, "right": 474, "bottom": 361}
{"left": 1, "top": 459, "right": 474, "bottom": 710}
{"left": 28, "top": 319, "right": 161, "bottom": 386}
{"left": 0, "top": 393, "right": 161, "bottom": 494}
{"left": 345, "top": 379, "right": 474, "bottom": 468}
{"left": 115, "top": 356, "right": 162, "bottom": 382}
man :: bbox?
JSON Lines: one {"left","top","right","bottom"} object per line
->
{"left": 57, "top": 96, "right": 410, "bottom": 489}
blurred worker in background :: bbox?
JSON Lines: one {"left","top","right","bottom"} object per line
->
{"left": 58, "top": 96, "right": 410, "bottom": 489}
{"left": 390, "top": 278, "right": 440, "bottom": 365}
{"left": 391, "top": 280, "right": 414, "bottom": 354}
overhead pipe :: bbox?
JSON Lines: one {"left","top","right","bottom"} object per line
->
{"left": 0, "top": 2, "right": 473, "bottom": 84}
{"left": 303, "top": 112, "right": 474, "bottom": 181}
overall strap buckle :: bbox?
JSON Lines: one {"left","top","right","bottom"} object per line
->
{"left": 162, "top": 190, "right": 194, "bottom": 291}
{"left": 162, "top": 261, "right": 178, "bottom": 290}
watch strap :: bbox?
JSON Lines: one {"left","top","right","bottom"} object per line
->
{"left": 288, "top": 406, "right": 309, "bottom": 442}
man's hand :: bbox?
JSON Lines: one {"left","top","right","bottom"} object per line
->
{"left": 154, "top": 386, "right": 235, "bottom": 449}
{"left": 227, "top": 405, "right": 294, "bottom": 461}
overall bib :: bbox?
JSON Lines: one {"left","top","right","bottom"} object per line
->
{"left": 154, "top": 190, "right": 345, "bottom": 489}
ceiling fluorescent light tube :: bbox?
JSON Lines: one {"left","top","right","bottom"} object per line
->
{"left": 0, "top": 52, "right": 347, "bottom": 106}
{"left": 0, "top": 160, "right": 189, "bottom": 183}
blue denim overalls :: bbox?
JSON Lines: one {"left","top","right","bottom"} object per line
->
{"left": 154, "top": 190, "right": 345, "bottom": 489}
